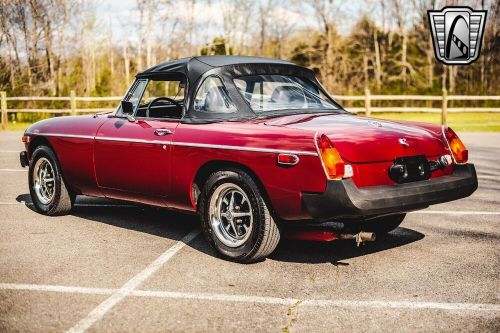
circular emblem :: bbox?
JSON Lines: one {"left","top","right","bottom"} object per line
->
{"left": 398, "top": 138, "right": 410, "bottom": 148}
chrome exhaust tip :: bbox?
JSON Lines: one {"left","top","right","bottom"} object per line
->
{"left": 339, "top": 231, "right": 376, "bottom": 246}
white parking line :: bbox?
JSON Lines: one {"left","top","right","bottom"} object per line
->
{"left": 132, "top": 290, "right": 500, "bottom": 312}
{"left": 0, "top": 283, "right": 114, "bottom": 295}
{"left": 133, "top": 289, "right": 296, "bottom": 305}
{"left": 413, "top": 210, "right": 500, "bottom": 216}
{"left": 299, "top": 299, "right": 500, "bottom": 312}
{"left": 66, "top": 229, "right": 200, "bottom": 333}
{"left": 477, "top": 175, "right": 498, "bottom": 181}
{"left": 1, "top": 282, "right": 499, "bottom": 313}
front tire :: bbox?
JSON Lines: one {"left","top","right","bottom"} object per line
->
{"left": 29, "top": 145, "right": 74, "bottom": 216}
{"left": 199, "top": 169, "right": 280, "bottom": 263}
{"left": 362, "top": 213, "right": 406, "bottom": 235}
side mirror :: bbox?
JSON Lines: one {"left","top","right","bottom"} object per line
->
{"left": 120, "top": 101, "right": 136, "bottom": 122}
{"left": 121, "top": 100, "right": 134, "bottom": 115}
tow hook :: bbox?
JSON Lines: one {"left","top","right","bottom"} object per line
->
{"left": 339, "top": 231, "right": 376, "bottom": 247}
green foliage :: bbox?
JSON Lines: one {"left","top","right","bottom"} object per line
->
{"left": 373, "top": 113, "right": 500, "bottom": 132}
{"left": 200, "top": 37, "right": 233, "bottom": 56}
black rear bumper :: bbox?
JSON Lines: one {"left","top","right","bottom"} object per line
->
{"left": 302, "top": 164, "right": 478, "bottom": 221}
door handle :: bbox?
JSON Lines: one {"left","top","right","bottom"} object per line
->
{"left": 154, "top": 128, "right": 172, "bottom": 136}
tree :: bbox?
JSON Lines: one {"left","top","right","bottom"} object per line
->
{"left": 0, "top": 0, "right": 499, "bottom": 100}
{"left": 200, "top": 37, "right": 232, "bottom": 56}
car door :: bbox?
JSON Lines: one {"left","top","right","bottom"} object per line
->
{"left": 93, "top": 79, "right": 182, "bottom": 205}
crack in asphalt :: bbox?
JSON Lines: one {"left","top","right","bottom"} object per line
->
{"left": 282, "top": 300, "right": 302, "bottom": 333}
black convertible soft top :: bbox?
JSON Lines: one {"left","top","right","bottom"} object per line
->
{"left": 135, "top": 56, "right": 336, "bottom": 123}
{"left": 137, "top": 56, "right": 295, "bottom": 79}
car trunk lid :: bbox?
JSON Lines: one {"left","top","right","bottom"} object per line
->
{"left": 263, "top": 113, "right": 447, "bottom": 163}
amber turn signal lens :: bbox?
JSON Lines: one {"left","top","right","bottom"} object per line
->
{"left": 444, "top": 127, "right": 468, "bottom": 164}
{"left": 21, "top": 135, "right": 30, "bottom": 143}
{"left": 316, "top": 134, "right": 347, "bottom": 179}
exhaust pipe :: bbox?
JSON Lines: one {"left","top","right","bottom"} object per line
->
{"left": 339, "top": 231, "right": 376, "bottom": 246}
{"left": 285, "top": 229, "right": 376, "bottom": 246}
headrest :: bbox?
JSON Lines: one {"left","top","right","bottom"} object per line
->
{"left": 270, "top": 86, "right": 305, "bottom": 105}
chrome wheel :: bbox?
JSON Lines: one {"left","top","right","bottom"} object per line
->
{"left": 33, "top": 157, "right": 55, "bottom": 205}
{"left": 209, "top": 183, "right": 253, "bottom": 248}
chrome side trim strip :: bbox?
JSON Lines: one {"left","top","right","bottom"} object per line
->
{"left": 26, "top": 132, "right": 94, "bottom": 140}
{"left": 26, "top": 133, "right": 318, "bottom": 156}
{"left": 441, "top": 125, "right": 453, "bottom": 160}
{"left": 94, "top": 136, "right": 170, "bottom": 145}
{"left": 171, "top": 142, "right": 318, "bottom": 156}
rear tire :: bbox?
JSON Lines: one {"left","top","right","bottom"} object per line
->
{"left": 199, "top": 169, "right": 280, "bottom": 263}
{"left": 29, "top": 145, "right": 75, "bottom": 216}
{"left": 362, "top": 213, "right": 406, "bottom": 235}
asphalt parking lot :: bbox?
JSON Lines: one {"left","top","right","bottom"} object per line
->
{"left": 0, "top": 130, "right": 498, "bottom": 332}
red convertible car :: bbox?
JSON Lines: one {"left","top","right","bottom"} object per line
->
{"left": 20, "top": 56, "right": 478, "bottom": 263}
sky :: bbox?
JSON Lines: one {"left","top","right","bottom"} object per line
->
{"left": 94, "top": 0, "right": 376, "bottom": 45}
{"left": 93, "top": 0, "right": 487, "bottom": 49}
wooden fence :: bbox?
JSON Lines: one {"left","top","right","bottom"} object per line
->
{"left": 1, "top": 89, "right": 500, "bottom": 130}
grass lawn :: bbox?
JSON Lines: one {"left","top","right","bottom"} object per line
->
{"left": 2, "top": 112, "right": 500, "bottom": 132}
{"left": 3, "top": 122, "right": 33, "bottom": 132}
{"left": 371, "top": 112, "right": 500, "bottom": 132}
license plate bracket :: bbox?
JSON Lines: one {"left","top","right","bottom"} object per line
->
{"left": 389, "top": 155, "right": 431, "bottom": 184}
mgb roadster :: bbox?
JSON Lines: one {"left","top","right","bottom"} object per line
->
{"left": 20, "top": 56, "right": 478, "bottom": 263}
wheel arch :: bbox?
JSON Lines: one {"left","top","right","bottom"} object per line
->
{"left": 192, "top": 160, "right": 274, "bottom": 214}
{"left": 28, "top": 136, "right": 54, "bottom": 159}
{"left": 27, "top": 135, "right": 77, "bottom": 195}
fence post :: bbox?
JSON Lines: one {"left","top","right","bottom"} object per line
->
{"left": 1, "top": 91, "right": 7, "bottom": 130}
{"left": 70, "top": 90, "right": 76, "bottom": 116}
{"left": 441, "top": 88, "right": 448, "bottom": 126}
{"left": 364, "top": 88, "right": 371, "bottom": 116}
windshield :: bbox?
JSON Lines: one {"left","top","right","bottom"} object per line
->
{"left": 233, "top": 75, "right": 339, "bottom": 113}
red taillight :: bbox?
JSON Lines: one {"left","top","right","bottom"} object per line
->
{"left": 316, "top": 134, "right": 352, "bottom": 179}
{"left": 443, "top": 127, "right": 468, "bottom": 164}
{"left": 21, "top": 135, "right": 30, "bottom": 143}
